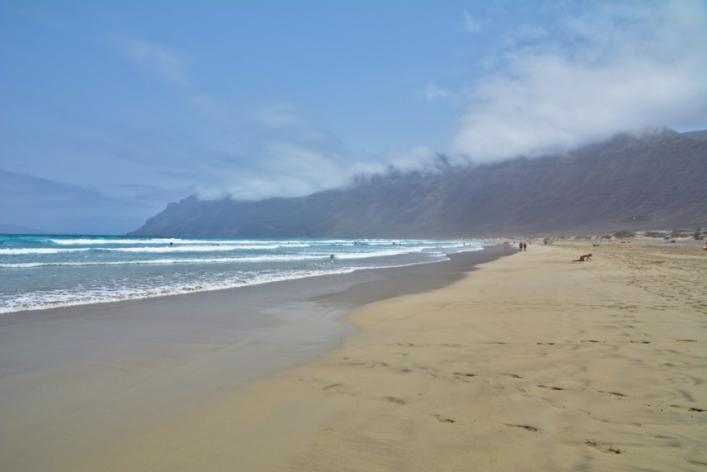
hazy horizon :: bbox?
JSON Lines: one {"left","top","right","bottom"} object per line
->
{"left": 2, "top": 0, "right": 707, "bottom": 233}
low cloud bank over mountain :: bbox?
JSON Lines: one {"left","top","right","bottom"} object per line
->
{"left": 132, "top": 130, "right": 707, "bottom": 237}
{"left": 451, "top": 1, "right": 707, "bottom": 163}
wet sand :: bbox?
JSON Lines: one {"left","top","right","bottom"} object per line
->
{"left": 0, "top": 245, "right": 512, "bottom": 471}
{"left": 56, "top": 240, "right": 705, "bottom": 472}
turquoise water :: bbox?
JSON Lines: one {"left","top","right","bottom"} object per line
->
{"left": 0, "top": 235, "right": 484, "bottom": 313}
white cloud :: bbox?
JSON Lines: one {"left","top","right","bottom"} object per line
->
{"left": 255, "top": 103, "right": 307, "bottom": 129}
{"left": 188, "top": 104, "right": 366, "bottom": 200}
{"left": 116, "top": 39, "right": 189, "bottom": 86}
{"left": 453, "top": 0, "right": 707, "bottom": 162}
{"left": 192, "top": 104, "right": 438, "bottom": 200}
{"left": 462, "top": 11, "right": 483, "bottom": 33}
{"left": 424, "top": 83, "right": 453, "bottom": 101}
{"left": 387, "top": 146, "right": 437, "bottom": 171}
{"left": 194, "top": 143, "right": 353, "bottom": 201}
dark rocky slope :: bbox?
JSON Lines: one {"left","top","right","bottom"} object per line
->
{"left": 132, "top": 130, "right": 707, "bottom": 237}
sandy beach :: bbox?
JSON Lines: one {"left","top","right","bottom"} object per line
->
{"left": 5, "top": 1, "right": 706, "bottom": 471}
{"left": 0, "top": 245, "right": 511, "bottom": 471}
{"left": 2, "top": 240, "right": 705, "bottom": 471}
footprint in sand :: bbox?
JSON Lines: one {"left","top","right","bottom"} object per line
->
{"left": 597, "top": 390, "right": 627, "bottom": 398}
{"left": 677, "top": 389, "right": 695, "bottom": 402}
{"left": 687, "top": 375, "right": 703, "bottom": 386}
{"left": 321, "top": 383, "right": 361, "bottom": 397}
{"left": 382, "top": 396, "right": 406, "bottom": 405}
{"left": 433, "top": 414, "right": 456, "bottom": 424}
{"left": 670, "top": 404, "right": 706, "bottom": 413}
{"left": 585, "top": 440, "right": 622, "bottom": 454}
{"left": 505, "top": 423, "right": 539, "bottom": 432}
{"left": 453, "top": 372, "right": 476, "bottom": 380}
{"left": 538, "top": 384, "right": 565, "bottom": 391}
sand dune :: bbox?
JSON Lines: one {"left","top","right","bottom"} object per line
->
{"left": 79, "top": 241, "right": 706, "bottom": 471}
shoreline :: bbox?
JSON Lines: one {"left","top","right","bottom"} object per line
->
{"left": 0, "top": 244, "right": 514, "bottom": 472}
{"left": 0, "top": 245, "right": 489, "bottom": 315}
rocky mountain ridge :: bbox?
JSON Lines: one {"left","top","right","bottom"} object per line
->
{"left": 132, "top": 130, "right": 707, "bottom": 237}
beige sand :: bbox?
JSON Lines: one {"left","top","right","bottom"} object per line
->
{"left": 49, "top": 242, "right": 707, "bottom": 471}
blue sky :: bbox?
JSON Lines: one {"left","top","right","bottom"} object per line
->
{"left": 1, "top": 1, "right": 706, "bottom": 233}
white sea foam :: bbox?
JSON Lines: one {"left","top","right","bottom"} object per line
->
{"left": 0, "top": 248, "right": 91, "bottom": 255}
{"left": 0, "top": 254, "right": 323, "bottom": 268}
{"left": 0, "top": 261, "right": 440, "bottom": 314}
{"left": 51, "top": 238, "right": 175, "bottom": 245}
{"left": 0, "top": 236, "right": 488, "bottom": 314}
{"left": 49, "top": 240, "right": 313, "bottom": 251}
{"left": 323, "top": 246, "right": 435, "bottom": 259}
{"left": 49, "top": 238, "right": 314, "bottom": 246}
{"left": 7, "top": 244, "right": 299, "bottom": 254}
{"left": 50, "top": 238, "right": 240, "bottom": 245}
{"left": 0, "top": 250, "right": 479, "bottom": 315}
{"left": 0, "top": 247, "right": 467, "bottom": 268}
{"left": 106, "top": 245, "right": 255, "bottom": 253}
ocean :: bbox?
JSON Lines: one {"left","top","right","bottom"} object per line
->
{"left": 0, "top": 235, "right": 485, "bottom": 314}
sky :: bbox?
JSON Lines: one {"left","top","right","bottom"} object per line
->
{"left": 1, "top": 0, "right": 706, "bottom": 233}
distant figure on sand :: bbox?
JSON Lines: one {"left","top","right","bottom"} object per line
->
{"left": 573, "top": 253, "right": 592, "bottom": 262}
